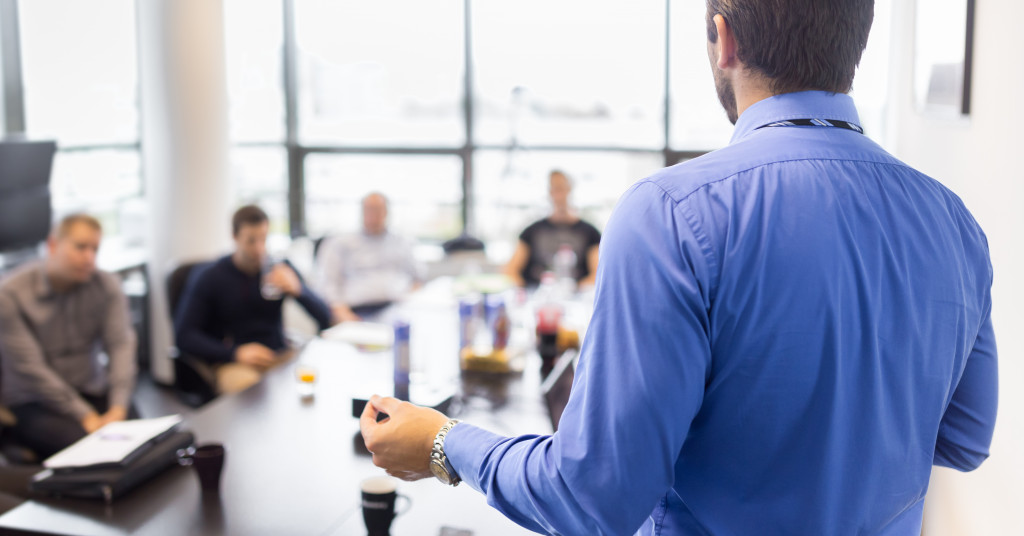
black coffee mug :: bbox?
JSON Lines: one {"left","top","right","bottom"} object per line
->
{"left": 178, "top": 443, "right": 226, "bottom": 493}
{"left": 361, "top": 476, "right": 410, "bottom": 536}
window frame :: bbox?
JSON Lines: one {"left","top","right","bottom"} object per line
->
{"left": 272, "top": 0, "right": 705, "bottom": 239}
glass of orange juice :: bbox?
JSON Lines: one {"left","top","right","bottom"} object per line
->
{"left": 295, "top": 364, "right": 318, "bottom": 398}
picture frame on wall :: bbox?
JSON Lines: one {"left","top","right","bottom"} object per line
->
{"left": 913, "top": 0, "right": 976, "bottom": 116}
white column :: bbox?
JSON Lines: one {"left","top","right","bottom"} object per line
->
{"left": 137, "top": 0, "right": 231, "bottom": 384}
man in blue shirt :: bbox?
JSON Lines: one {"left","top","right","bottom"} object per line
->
{"left": 359, "top": 1, "right": 998, "bottom": 534}
{"left": 174, "top": 205, "right": 333, "bottom": 394}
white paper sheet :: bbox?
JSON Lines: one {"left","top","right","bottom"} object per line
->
{"left": 43, "top": 414, "right": 183, "bottom": 469}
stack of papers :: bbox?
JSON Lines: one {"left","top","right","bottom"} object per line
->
{"left": 43, "top": 415, "right": 183, "bottom": 469}
{"left": 320, "top": 321, "right": 394, "bottom": 351}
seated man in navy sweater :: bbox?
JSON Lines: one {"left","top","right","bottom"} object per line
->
{"left": 174, "top": 205, "right": 333, "bottom": 394}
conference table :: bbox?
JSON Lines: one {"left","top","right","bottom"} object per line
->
{"left": 0, "top": 279, "right": 591, "bottom": 536}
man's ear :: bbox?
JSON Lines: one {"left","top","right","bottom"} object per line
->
{"left": 712, "top": 14, "right": 737, "bottom": 70}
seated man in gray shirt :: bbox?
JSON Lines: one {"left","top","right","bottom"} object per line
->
{"left": 317, "top": 192, "right": 422, "bottom": 322}
{"left": 0, "top": 214, "right": 137, "bottom": 459}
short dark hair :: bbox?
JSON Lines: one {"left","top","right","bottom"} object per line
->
{"left": 53, "top": 213, "right": 102, "bottom": 239}
{"left": 231, "top": 205, "right": 269, "bottom": 236}
{"left": 706, "top": 0, "right": 874, "bottom": 94}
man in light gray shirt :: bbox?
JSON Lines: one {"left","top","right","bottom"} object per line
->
{"left": 0, "top": 214, "right": 137, "bottom": 458}
{"left": 317, "top": 192, "right": 422, "bottom": 322}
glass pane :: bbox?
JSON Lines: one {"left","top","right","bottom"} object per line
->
{"left": 473, "top": 1, "right": 665, "bottom": 148}
{"left": 49, "top": 149, "right": 144, "bottom": 242}
{"left": 230, "top": 146, "right": 290, "bottom": 235}
{"left": 224, "top": 0, "right": 286, "bottom": 143}
{"left": 668, "top": 0, "right": 733, "bottom": 150}
{"left": 914, "top": 0, "right": 969, "bottom": 116}
{"left": 852, "top": 0, "right": 892, "bottom": 145}
{"left": 0, "top": 13, "right": 5, "bottom": 131}
{"left": 473, "top": 150, "right": 664, "bottom": 254}
{"left": 304, "top": 153, "right": 462, "bottom": 242}
{"left": 50, "top": 150, "right": 141, "bottom": 212}
{"left": 18, "top": 0, "right": 138, "bottom": 145}
{"left": 294, "top": 0, "right": 464, "bottom": 147}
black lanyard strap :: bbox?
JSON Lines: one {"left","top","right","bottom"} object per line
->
{"left": 756, "top": 118, "right": 864, "bottom": 134}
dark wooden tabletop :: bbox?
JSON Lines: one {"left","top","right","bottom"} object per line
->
{"left": 0, "top": 301, "right": 550, "bottom": 536}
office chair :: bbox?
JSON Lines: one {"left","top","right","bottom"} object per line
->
{"left": 442, "top": 232, "right": 485, "bottom": 254}
{"left": 312, "top": 235, "right": 331, "bottom": 261}
{"left": 166, "top": 261, "right": 218, "bottom": 408}
{"left": 429, "top": 233, "right": 489, "bottom": 279}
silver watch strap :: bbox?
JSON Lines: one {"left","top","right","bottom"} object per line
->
{"left": 433, "top": 419, "right": 461, "bottom": 483}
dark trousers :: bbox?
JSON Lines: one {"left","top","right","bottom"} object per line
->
{"left": 10, "top": 394, "right": 138, "bottom": 460}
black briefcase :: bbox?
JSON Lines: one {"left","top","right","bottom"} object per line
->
{"left": 29, "top": 430, "right": 195, "bottom": 503}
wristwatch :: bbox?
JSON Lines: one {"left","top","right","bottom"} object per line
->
{"left": 429, "top": 419, "right": 461, "bottom": 486}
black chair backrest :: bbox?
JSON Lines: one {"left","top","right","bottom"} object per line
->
{"left": 165, "top": 261, "right": 219, "bottom": 406}
{"left": 442, "top": 233, "right": 485, "bottom": 254}
{"left": 0, "top": 140, "right": 56, "bottom": 254}
{"left": 166, "top": 261, "right": 210, "bottom": 319}
{"left": 312, "top": 236, "right": 329, "bottom": 260}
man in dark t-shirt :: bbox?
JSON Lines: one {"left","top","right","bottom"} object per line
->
{"left": 504, "top": 170, "right": 601, "bottom": 287}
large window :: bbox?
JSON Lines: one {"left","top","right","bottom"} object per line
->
{"left": 219, "top": 0, "right": 894, "bottom": 245}
{"left": 472, "top": 1, "right": 665, "bottom": 148}
{"left": 224, "top": 0, "right": 286, "bottom": 145}
{"left": 669, "top": 0, "right": 733, "bottom": 150}
{"left": 11, "top": 0, "right": 141, "bottom": 242}
{"left": 294, "top": 0, "right": 465, "bottom": 147}
{"left": 0, "top": 13, "right": 5, "bottom": 130}
{"left": 224, "top": 0, "right": 289, "bottom": 234}
{"left": 18, "top": 1, "right": 137, "bottom": 146}
{"left": 229, "top": 146, "right": 290, "bottom": 235}
{"left": 852, "top": 0, "right": 893, "bottom": 144}
{"left": 473, "top": 150, "right": 664, "bottom": 251}
{"left": 304, "top": 153, "right": 463, "bottom": 241}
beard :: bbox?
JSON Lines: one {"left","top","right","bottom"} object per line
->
{"left": 712, "top": 64, "right": 739, "bottom": 125}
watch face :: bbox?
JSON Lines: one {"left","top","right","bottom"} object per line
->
{"left": 430, "top": 459, "right": 450, "bottom": 484}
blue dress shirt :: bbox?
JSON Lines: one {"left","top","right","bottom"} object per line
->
{"left": 446, "top": 91, "right": 997, "bottom": 535}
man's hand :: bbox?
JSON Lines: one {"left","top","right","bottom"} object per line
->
{"left": 81, "top": 411, "right": 104, "bottom": 433}
{"left": 360, "top": 395, "right": 450, "bottom": 481}
{"left": 100, "top": 405, "right": 128, "bottom": 426}
{"left": 234, "top": 342, "right": 277, "bottom": 369}
{"left": 266, "top": 264, "right": 302, "bottom": 297}
{"left": 332, "top": 304, "right": 362, "bottom": 324}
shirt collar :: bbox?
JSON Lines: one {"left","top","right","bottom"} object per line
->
{"left": 730, "top": 91, "right": 862, "bottom": 144}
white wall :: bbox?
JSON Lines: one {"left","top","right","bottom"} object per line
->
{"left": 885, "top": 1, "right": 1024, "bottom": 534}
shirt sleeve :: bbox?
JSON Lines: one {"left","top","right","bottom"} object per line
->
{"left": 933, "top": 304, "right": 998, "bottom": 471}
{"left": 400, "top": 236, "right": 424, "bottom": 283}
{"left": 173, "top": 267, "right": 235, "bottom": 363}
{"left": 99, "top": 274, "right": 138, "bottom": 410}
{"left": 0, "top": 289, "right": 95, "bottom": 419}
{"left": 446, "top": 181, "right": 715, "bottom": 534}
{"left": 518, "top": 220, "right": 538, "bottom": 245}
{"left": 315, "top": 237, "right": 346, "bottom": 306}
{"left": 584, "top": 220, "right": 602, "bottom": 248}
{"left": 288, "top": 260, "right": 333, "bottom": 331}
